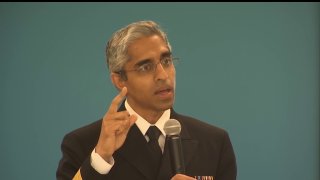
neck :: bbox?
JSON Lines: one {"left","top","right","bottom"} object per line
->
{"left": 125, "top": 99, "right": 168, "bottom": 124}
{"left": 140, "top": 111, "right": 164, "bottom": 124}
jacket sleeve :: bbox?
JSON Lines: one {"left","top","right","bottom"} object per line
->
{"left": 56, "top": 132, "right": 110, "bottom": 180}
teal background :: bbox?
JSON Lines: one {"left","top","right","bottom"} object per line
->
{"left": 1, "top": 2, "right": 319, "bottom": 180}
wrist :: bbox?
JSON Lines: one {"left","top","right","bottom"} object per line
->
{"left": 95, "top": 146, "right": 112, "bottom": 163}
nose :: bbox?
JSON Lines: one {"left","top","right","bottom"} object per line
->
{"left": 154, "top": 63, "right": 169, "bottom": 80}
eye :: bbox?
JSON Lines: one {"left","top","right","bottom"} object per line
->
{"left": 137, "top": 62, "right": 154, "bottom": 72}
{"left": 161, "top": 57, "right": 173, "bottom": 67}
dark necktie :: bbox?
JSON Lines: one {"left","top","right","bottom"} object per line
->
{"left": 146, "top": 126, "right": 162, "bottom": 170}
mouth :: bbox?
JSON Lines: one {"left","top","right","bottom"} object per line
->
{"left": 155, "top": 87, "right": 173, "bottom": 97}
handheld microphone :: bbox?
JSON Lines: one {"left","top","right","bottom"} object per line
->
{"left": 164, "top": 119, "right": 185, "bottom": 174}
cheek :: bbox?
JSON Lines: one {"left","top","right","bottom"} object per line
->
{"left": 126, "top": 78, "right": 152, "bottom": 94}
{"left": 170, "top": 69, "right": 176, "bottom": 83}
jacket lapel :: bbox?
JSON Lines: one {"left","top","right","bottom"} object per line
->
{"left": 117, "top": 102, "right": 198, "bottom": 179}
{"left": 116, "top": 101, "right": 160, "bottom": 180}
{"left": 157, "top": 110, "right": 199, "bottom": 179}
{"left": 116, "top": 124, "right": 156, "bottom": 180}
{"left": 171, "top": 110, "right": 199, "bottom": 167}
{"left": 156, "top": 142, "right": 172, "bottom": 179}
{"left": 180, "top": 121, "right": 199, "bottom": 168}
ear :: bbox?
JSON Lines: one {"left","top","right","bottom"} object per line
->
{"left": 111, "top": 73, "right": 126, "bottom": 91}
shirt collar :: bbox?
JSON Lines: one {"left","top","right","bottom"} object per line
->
{"left": 125, "top": 100, "right": 170, "bottom": 136}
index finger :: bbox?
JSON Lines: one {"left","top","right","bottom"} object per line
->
{"left": 108, "top": 87, "right": 127, "bottom": 113}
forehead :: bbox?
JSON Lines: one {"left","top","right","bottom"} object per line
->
{"left": 127, "top": 35, "right": 169, "bottom": 63}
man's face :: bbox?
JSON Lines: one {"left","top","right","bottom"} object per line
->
{"left": 122, "top": 35, "right": 176, "bottom": 117}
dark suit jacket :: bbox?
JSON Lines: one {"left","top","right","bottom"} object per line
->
{"left": 56, "top": 105, "right": 237, "bottom": 180}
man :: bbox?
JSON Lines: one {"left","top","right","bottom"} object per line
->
{"left": 56, "top": 20, "right": 237, "bottom": 180}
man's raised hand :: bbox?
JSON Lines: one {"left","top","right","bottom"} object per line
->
{"left": 95, "top": 87, "right": 137, "bottom": 162}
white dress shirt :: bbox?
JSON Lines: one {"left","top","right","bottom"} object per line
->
{"left": 90, "top": 100, "right": 170, "bottom": 174}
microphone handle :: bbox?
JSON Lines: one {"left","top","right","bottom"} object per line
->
{"left": 168, "top": 135, "right": 185, "bottom": 174}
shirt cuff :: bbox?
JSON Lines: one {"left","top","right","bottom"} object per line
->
{"left": 90, "top": 148, "right": 114, "bottom": 174}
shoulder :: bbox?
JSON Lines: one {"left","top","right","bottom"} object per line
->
{"left": 62, "top": 119, "right": 102, "bottom": 149}
{"left": 175, "top": 112, "right": 226, "bottom": 133}
{"left": 173, "top": 112, "right": 229, "bottom": 143}
{"left": 65, "top": 119, "right": 101, "bottom": 137}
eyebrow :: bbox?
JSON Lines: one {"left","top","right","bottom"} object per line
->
{"left": 133, "top": 51, "right": 172, "bottom": 68}
{"left": 134, "top": 59, "right": 153, "bottom": 68}
{"left": 160, "top": 51, "right": 172, "bottom": 59}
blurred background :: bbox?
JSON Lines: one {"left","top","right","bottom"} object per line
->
{"left": 1, "top": 2, "right": 319, "bottom": 180}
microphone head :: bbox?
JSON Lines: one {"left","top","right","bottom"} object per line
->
{"left": 164, "top": 119, "right": 181, "bottom": 136}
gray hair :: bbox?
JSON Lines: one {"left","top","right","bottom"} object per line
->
{"left": 106, "top": 20, "right": 172, "bottom": 73}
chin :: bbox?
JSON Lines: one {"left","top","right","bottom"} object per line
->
{"left": 157, "top": 100, "right": 174, "bottom": 111}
